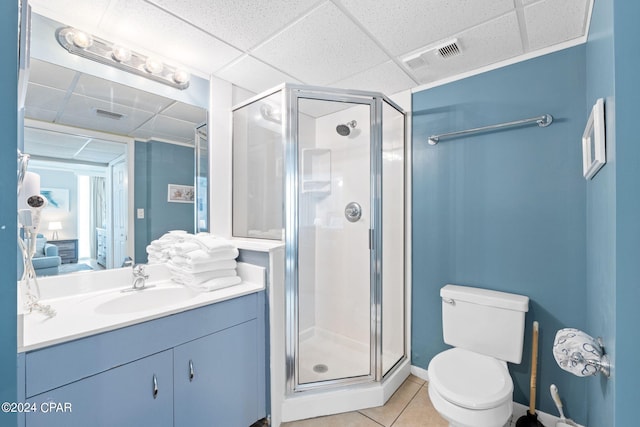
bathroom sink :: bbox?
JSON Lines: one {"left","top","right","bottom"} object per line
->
{"left": 95, "top": 286, "right": 199, "bottom": 315}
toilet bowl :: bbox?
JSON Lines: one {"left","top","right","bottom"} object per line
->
{"left": 428, "top": 348, "right": 513, "bottom": 427}
{"left": 428, "top": 285, "right": 529, "bottom": 427}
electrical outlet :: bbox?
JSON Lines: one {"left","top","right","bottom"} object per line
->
{"left": 137, "top": 208, "right": 145, "bottom": 219}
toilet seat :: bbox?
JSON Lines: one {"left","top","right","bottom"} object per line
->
{"left": 428, "top": 348, "right": 513, "bottom": 410}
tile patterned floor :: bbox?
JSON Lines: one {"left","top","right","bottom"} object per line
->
{"left": 281, "top": 375, "right": 449, "bottom": 427}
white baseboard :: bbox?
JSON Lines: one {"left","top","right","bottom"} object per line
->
{"left": 409, "top": 364, "right": 429, "bottom": 382}
{"left": 409, "top": 365, "right": 584, "bottom": 427}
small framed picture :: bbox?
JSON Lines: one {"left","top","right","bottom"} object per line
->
{"left": 582, "top": 98, "right": 606, "bottom": 180}
{"left": 167, "top": 184, "right": 194, "bottom": 203}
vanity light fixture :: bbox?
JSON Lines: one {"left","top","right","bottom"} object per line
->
{"left": 56, "top": 26, "right": 190, "bottom": 90}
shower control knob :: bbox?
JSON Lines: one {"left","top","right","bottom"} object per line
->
{"left": 344, "top": 202, "right": 362, "bottom": 222}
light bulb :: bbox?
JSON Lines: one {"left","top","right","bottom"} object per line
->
{"left": 111, "top": 46, "right": 131, "bottom": 62}
{"left": 144, "top": 57, "right": 163, "bottom": 74}
{"left": 172, "top": 69, "right": 189, "bottom": 84}
{"left": 66, "top": 30, "right": 93, "bottom": 49}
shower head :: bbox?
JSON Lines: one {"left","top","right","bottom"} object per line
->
{"left": 336, "top": 120, "right": 357, "bottom": 136}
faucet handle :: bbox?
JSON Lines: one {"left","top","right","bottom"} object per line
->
{"left": 133, "top": 264, "right": 149, "bottom": 278}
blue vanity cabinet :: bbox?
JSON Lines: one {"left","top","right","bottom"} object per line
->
{"left": 26, "top": 350, "right": 173, "bottom": 427}
{"left": 21, "top": 291, "right": 267, "bottom": 427}
{"left": 174, "top": 319, "right": 261, "bottom": 426}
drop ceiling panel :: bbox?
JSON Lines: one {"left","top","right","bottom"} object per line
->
{"left": 24, "top": 128, "right": 90, "bottom": 159}
{"left": 252, "top": 2, "right": 389, "bottom": 85}
{"left": 406, "top": 12, "right": 524, "bottom": 84}
{"left": 28, "top": 59, "right": 77, "bottom": 90}
{"left": 29, "top": 0, "right": 111, "bottom": 31}
{"left": 59, "top": 94, "right": 154, "bottom": 134}
{"left": 330, "top": 60, "right": 416, "bottom": 96}
{"left": 25, "top": 83, "right": 68, "bottom": 112}
{"left": 25, "top": 107, "right": 58, "bottom": 123}
{"left": 339, "top": 0, "right": 515, "bottom": 56}
{"left": 216, "top": 55, "right": 301, "bottom": 94}
{"left": 74, "top": 73, "right": 174, "bottom": 113}
{"left": 99, "top": 0, "right": 244, "bottom": 75}
{"left": 524, "top": 0, "right": 590, "bottom": 51}
{"left": 161, "top": 102, "right": 207, "bottom": 124}
{"left": 73, "top": 140, "right": 126, "bottom": 164}
{"left": 150, "top": 0, "right": 321, "bottom": 50}
{"left": 135, "top": 115, "right": 198, "bottom": 142}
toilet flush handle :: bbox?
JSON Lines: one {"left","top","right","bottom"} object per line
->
{"left": 442, "top": 297, "right": 455, "bottom": 305}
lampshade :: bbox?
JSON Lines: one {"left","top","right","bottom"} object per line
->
{"left": 48, "top": 221, "right": 62, "bottom": 240}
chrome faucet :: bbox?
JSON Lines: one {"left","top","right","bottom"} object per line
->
{"left": 131, "top": 264, "right": 150, "bottom": 290}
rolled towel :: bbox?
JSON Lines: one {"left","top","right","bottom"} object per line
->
{"left": 184, "top": 275, "right": 242, "bottom": 292}
{"left": 553, "top": 328, "right": 602, "bottom": 377}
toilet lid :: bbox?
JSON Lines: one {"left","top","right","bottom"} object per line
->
{"left": 428, "top": 348, "right": 513, "bottom": 410}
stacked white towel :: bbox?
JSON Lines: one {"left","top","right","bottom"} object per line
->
{"left": 146, "top": 230, "right": 188, "bottom": 264}
{"left": 150, "top": 232, "right": 241, "bottom": 292}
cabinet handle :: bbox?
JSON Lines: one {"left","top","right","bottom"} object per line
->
{"left": 153, "top": 374, "right": 158, "bottom": 399}
{"left": 189, "top": 360, "right": 194, "bottom": 382}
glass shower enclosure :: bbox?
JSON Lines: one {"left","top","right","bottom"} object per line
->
{"left": 232, "top": 84, "right": 406, "bottom": 394}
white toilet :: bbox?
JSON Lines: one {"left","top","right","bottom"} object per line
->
{"left": 427, "top": 284, "right": 529, "bottom": 427}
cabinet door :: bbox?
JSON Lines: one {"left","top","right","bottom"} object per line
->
{"left": 174, "top": 320, "right": 260, "bottom": 427}
{"left": 26, "top": 350, "right": 173, "bottom": 427}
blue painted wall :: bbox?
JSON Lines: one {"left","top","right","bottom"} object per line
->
{"left": 585, "top": 0, "right": 615, "bottom": 424}
{"left": 412, "top": 46, "right": 588, "bottom": 422}
{"left": 1, "top": 1, "right": 18, "bottom": 426}
{"left": 134, "top": 140, "right": 195, "bottom": 262}
{"left": 612, "top": 2, "right": 640, "bottom": 425}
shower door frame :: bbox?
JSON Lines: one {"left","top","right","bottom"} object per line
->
{"left": 283, "top": 84, "right": 407, "bottom": 394}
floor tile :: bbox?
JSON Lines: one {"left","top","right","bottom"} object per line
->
{"left": 282, "top": 411, "right": 383, "bottom": 427}
{"left": 392, "top": 384, "right": 448, "bottom": 427}
{"left": 359, "top": 379, "right": 422, "bottom": 426}
{"left": 405, "top": 374, "right": 426, "bottom": 386}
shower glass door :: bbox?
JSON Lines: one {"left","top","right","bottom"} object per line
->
{"left": 293, "top": 95, "right": 375, "bottom": 388}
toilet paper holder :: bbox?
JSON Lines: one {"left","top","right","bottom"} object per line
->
{"left": 570, "top": 337, "right": 610, "bottom": 378}
{"left": 553, "top": 329, "right": 611, "bottom": 378}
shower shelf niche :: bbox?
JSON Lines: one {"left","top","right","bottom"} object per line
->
{"left": 301, "top": 148, "right": 331, "bottom": 195}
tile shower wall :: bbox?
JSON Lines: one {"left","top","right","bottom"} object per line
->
{"left": 411, "top": 46, "right": 588, "bottom": 423}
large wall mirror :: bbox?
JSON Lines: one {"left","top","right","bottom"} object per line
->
{"left": 21, "top": 13, "right": 209, "bottom": 276}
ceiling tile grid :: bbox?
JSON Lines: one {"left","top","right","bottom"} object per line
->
{"left": 98, "top": 0, "right": 244, "bottom": 75}
{"left": 251, "top": 2, "right": 390, "bottom": 85}
{"left": 215, "top": 55, "right": 302, "bottom": 94}
{"left": 149, "top": 0, "right": 323, "bottom": 51}
{"left": 27, "top": 0, "right": 593, "bottom": 103}
{"left": 524, "top": 0, "right": 590, "bottom": 51}
{"left": 337, "top": 0, "right": 515, "bottom": 56}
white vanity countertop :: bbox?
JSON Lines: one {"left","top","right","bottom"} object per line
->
{"left": 18, "top": 262, "right": 265, "bottom": 353}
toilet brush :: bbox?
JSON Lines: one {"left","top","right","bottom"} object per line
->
{"left": 550, "top": 384, "right": 576, "bottom": 427}
{"left": 516, "top": 321, "right": 545, "bottom": 427}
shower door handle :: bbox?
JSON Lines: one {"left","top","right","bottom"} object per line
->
{"left": 344, "top": 202, "right": 362, "bottom": 222}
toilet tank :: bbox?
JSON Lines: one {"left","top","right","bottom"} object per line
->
{"left": 441, "top": 284, "right": 529, "bottom": 364}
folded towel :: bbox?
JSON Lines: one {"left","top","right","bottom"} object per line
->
{"left": 171, "top": 269, "right": 237, "bottom": 286}
{"left": 190, "top": 233, "right": 236, "bottom": 253}
{"left": 172, "top": 241, "right": 201, "bottom": 254}
{"left": 171, "top": 248, "right": 239, "bottom": 265}
{"left": 182, "top": 275, "right": 242, "bottom": 292}
{"left": 167, "top": 259, "right": 236, "bottom": 274}
{"left": 168, "top": 259, "right": 236, "bottom": 272}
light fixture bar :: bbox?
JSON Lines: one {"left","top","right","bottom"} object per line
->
{"left": 56, "top": 27, "right": 190, "bottom": 90}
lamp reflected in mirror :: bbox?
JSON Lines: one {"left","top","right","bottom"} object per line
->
{"left": 48, "top": 221, "right": 62, "bottom": 240}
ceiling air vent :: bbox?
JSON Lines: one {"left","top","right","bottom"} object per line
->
{"left": 436, "top": 39, "right": 461, "bottom": 58}
{"left": 94, "top": 108, "right": 125, "bottom": 120}
{"left": 402, "top": 38, "right": 462, "bottom": 70}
